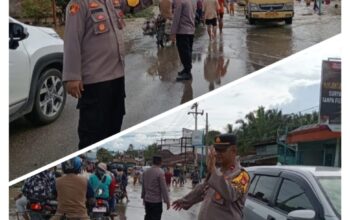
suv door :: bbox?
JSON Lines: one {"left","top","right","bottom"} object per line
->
{"left": 272, "top": 178, "right": 316, "bottom": 218}
{"left": 245, "top": 171, "right": 324, "bottom": 220}
{"left": 9, "top": 21, "right": 31, "bottom": 114}
{"left": 271, "top": 172, "right": 324, "bottom": 220}
{"left": 244, "top": 174, "right": 281, "bottom": 220}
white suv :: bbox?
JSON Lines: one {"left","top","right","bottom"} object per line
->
{"left": 9, "top": 17, "right": 66, "bottom": 125}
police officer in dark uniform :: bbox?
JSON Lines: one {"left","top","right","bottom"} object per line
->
{"left": 172, "top": 134, "right": 250, "bottom": 220}
{"left": 63, "top": 0, "right": 126, "bottom": 149}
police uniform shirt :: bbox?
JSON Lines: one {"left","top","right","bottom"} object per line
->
{"left": 63, "top": 0, "right": 126, "bottom": 85}
{"left": 180, "top": 159, "right": 250, "bottom": 220}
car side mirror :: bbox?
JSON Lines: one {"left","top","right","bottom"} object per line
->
{"left": 9, "top": 22, "right": 29, "bottom": 50}
{"left": 287, "top": 210, "right": 316, "bottom": 220}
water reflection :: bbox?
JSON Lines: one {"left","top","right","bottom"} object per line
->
{"left": 180, "top": 79, "right": 193, "bottom": 104}
{"left": 116, "top": 203, "right": 127, "bottom": 220}
{"left": 245, "top": 25, "right": 293, "bottom": 72}
{"left": 204, "top": 38, "right": 230, "bottom": 91}
{"left": 147, "top": 46, "right": 180, "bottom": 81}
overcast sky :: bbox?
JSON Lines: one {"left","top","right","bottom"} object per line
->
{"left": 101, "top": 35, "right": 341, "bottom": 152}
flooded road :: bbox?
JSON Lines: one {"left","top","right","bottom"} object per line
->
{"left": 9, "top": 179, "right": 201, "bottom": 220}
{"left": 10, "top": 1, "right": 341, "bottom": 180}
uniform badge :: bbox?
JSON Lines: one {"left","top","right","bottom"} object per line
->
{"left": 113, "top": 0, "right": 121, "bottom": 7}
{"left": 69, "top": 3, "right": 80, "bottom": 15}
{"left": 214, "top": 192, "right": 222, "bottom": 200}
{"left": 231, "top": 171, "right": 250, "bottom": 194}
{"left": 98, "top": 23, "right": 107, "bottom": 32}
{"left": 97, "top": 15, "right": 105, "bottom": 20}
{"left": 89, "top": 2, "right": 99, "bottom": 8}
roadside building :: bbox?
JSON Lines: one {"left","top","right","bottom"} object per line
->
{"left": 241, "top": 124, "right": 341, "bottom": 167}
{"left": 287, "top": 124, "right": 341, "bottom": 167}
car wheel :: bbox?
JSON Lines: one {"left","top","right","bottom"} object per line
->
{"left": 27, "top": 68, "right": 66, "bottom": 125}
{"left": 285, "top": 18, "right": 292, "bottom": 25}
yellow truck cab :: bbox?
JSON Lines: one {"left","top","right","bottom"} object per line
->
{"left": 245, "top": 0, "right": 294, "bottom": 25}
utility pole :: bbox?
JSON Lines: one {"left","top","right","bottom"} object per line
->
{"left": 188, "top": 103, "right": 204, "bottom": 167}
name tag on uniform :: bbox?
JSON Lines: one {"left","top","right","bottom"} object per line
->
{"left": 91, "top": 8, "right": 104, "bottom": 14}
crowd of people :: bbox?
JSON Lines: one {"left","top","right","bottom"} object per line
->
{"left": 15, "top": 158, "right": 131, "bottom": 220}
{"left": 15, "top": 134, "right": 250, "bottom": 220}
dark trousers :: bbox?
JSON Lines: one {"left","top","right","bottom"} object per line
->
{"left": 77, "top": 77, "right": 125, "bottom": 149}
{"left": 144, "top": 202, "right": 163, "bottom": 220}
{"left": 176, "top": 34, "right": 194, "bottom": 73}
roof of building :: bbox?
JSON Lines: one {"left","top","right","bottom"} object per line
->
{"left": 287, "top": 123, "right": 341, "bottom": 144}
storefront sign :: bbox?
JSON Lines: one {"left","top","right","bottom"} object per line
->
{"left": 319, "top": 59, "right": 341, "bottom": 132}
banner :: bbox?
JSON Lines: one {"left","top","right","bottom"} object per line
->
{"left": 319, "top": 59, "right": 341, "bottom": 132}
{"left": 192, "top": 130, "right": 204, "bottom": 146}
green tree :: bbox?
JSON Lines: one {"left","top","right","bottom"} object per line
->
{"left": 97, "top": 148, "right": 114, "bottom": 163}
{"left": 125, "top": 144, "right": 138, "bottom": 158}
{"left": 143, "top": 143, "right": 159, "bottom": 163}
{"left": 225, "top": 124, "right": 233, "bottom": 133}
{"left": 234, "top": 107, "right": 319, "bottom": 155}
{"left": 22, "top": 0, "right": 52, "bottom": 24}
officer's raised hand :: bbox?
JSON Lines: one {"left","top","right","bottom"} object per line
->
{"left": 65, "top": 80, "right": 84, "bottom": 98}
{"left": 207, "top": 146, "right": 217, "bottom": 174}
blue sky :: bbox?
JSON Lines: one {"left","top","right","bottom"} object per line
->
{"left": 101, "top": 35, "right": 342, "bottom": 152}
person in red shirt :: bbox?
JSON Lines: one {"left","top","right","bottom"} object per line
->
{"left": 164, "top": 168, "right": 173, "bottom": 191}
{"left": 217, "top": 0, "right": 228, "bottom": 33}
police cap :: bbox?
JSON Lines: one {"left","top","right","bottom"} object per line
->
{"left": 213, "top": 134, "right": 237, "bottom": 150}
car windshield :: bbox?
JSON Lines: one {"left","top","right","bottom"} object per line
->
{"left": 317, "top": 176, "right": 341, "bottom": 216}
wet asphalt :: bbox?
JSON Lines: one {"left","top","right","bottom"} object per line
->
{"left": 9, "top": 179, "right": 200, "bottom": 220}
{"left": 9, "top": 2, "right": 341, "bottom": 180}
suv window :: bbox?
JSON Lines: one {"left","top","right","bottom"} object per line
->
{"left": 276, "top": 179, "right": 314, "bottom": 213}
{"left": 248, "top": 175, "right": 259, "bottom": 195}
{"left": 250, "top": 175, "right": 279, "bottom": 203}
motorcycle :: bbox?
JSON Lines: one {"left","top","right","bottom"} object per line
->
{"left": 90, "top": 189, "right": 110, "bottom": 220}
{"left": 142, "top": 14, "right": 172, "bottom": 48}
{"left": 114, "top": 181, "right": 126, "bottom": 203}
{"left": 90, "top": 198, "right": 110, "bottom": 220}
{"left": 27, "top": 199, "right": 57, "bottom": 220}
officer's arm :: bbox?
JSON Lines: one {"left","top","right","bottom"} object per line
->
{"left": 141, "top": 175, "right": 145, "bottom": 199}
{"left": 207, "top": 169, "right": 250, "bottom": 203}
{"left": 179, "top": 182, "right": 206, "bottom": 209}
{"left": 170, "top": 0, "right": 182, "bottom": 35}
{"left": 62, "top": 0, "right": 87, "bottom": 82}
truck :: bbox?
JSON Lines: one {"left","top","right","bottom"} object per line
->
{"left": 245, "top": 0, "right": 294, "bottom": 25}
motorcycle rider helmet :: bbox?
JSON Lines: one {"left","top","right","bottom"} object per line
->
{"left": 62, "top": 157, "right": 82, "bottom": 174}
{"left": 117, "top": 165, "right": 124, "bottom": 172}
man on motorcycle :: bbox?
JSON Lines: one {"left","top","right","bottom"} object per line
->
{"left": 115, "top": 165, "right": 130, "bottom": 202}
{"left": 51, "top": 157, "right": 94, "bottom": 220}
{"left": 88, "top": 162, "right": 113, "bottom": 216}
{"left": 22, "top": 169, "right": 57, "bottom": 219}
{"left": 22, "top": 170, "right": 56, "bottom": 202}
